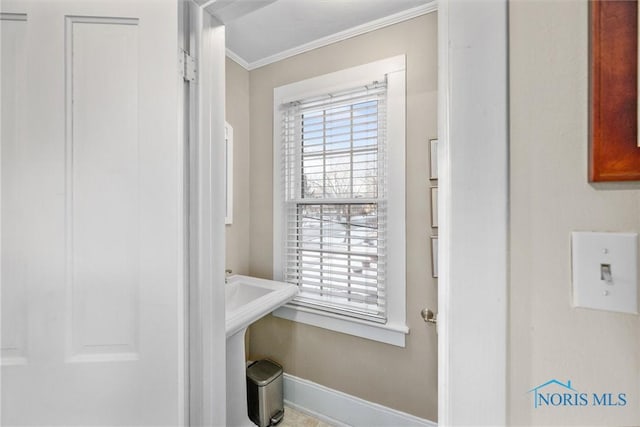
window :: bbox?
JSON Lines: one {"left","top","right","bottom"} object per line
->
{"left": 273, "top": 56, "right": 407, "bottom": 346}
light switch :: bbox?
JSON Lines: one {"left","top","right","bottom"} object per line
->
{"left": 571, "top": 232, "right": 638, "bottom": 314}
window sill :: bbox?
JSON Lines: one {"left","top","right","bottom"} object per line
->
{"left": 273, "top": 303, "right": 409, "bottom": 347}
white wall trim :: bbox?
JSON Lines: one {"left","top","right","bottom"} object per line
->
{"left": 438, "top": 0, "right": 509, "bottom": 425}
{"left": 283, "top": 373, "right": 436, "bottom": 427}
{"left": 226, "top": 2, "right": 437, "bottom": 71}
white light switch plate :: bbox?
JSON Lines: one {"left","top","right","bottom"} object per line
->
{"left": 571, "top": 232, "right": 638, "bottom": 314}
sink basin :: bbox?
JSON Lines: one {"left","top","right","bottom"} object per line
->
{"left": 224, "top": 275, "right": 298, "bottom": 426}
{"left": 225, "top": 275, "right": 298, "bottom": 338}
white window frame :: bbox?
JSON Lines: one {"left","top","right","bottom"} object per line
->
{"left": 272, "top": 55, "right": 408, "bottom": 347}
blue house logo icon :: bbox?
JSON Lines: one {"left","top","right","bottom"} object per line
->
{"left": 527, "top": 379, "right": 580, "bottom": 408}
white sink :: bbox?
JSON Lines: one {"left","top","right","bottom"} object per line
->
{"left": 225, "top": 275, "right": 298, "bottom": 337}
{"left": 224, "top": 275, "right": 298, "bottom": 426}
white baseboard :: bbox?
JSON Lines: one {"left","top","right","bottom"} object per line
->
{"left": 283, "top": 373, "right": 437, "bottom": 427}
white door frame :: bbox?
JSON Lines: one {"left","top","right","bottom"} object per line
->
{"left": 187, "top": 0, "right": 510, "bottom": 425}
{"left": 437, "top": 1, "right": 509, "bottom": 425}
{"left": 186, "top": 2, "right": 227, "bottom": 426}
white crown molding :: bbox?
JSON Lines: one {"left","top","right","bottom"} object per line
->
{"left": 226, "top": 1, "right": 437, "bottom": 71}
{"left": 225, "top": 48, "right": 251, "bottom": 69}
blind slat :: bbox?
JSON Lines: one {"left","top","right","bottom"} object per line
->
{"left": 289, "top": 274, "right": 378, "bottom": 294}
{"left": 290, "top": 299, "right": 386, "bottom": 323}
{"left": 286, "top": 247, "right": 380, "bottom": 259}
{"left": 294, "top": 286, "right": 379, "bottom": 304}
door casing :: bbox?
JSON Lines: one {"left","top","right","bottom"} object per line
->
{"left": 185, "top": 3, "right": 227, "bottom": 426}
{"left": 437, "top": 1, "right": 509, "bottom": 425}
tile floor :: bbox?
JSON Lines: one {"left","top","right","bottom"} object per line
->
{"left": 279, "top": 406, "right": 336, "bottom": 427}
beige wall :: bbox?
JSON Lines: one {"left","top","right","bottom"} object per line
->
{"left": 245, "top": 13, "right": 438, "bottom": 420}
{"left": 510, "top": 1, "right": 640, "bottom": 425}
{"left": 225, "top": 57, "right": 251, "bottom": 276}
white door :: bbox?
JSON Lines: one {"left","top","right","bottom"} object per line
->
{"left": 1, "top": 1, "right": 185, "bottom": 425}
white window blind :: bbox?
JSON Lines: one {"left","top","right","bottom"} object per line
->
{"left": 280, "top": 81, "right": 388, "bottom": 323}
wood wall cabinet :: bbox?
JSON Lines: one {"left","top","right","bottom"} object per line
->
{"left": 590, "top": 0, "right": 640, "bottom": 181}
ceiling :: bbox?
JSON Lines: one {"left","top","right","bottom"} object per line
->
{"left": 204, "top": 0, "right": 436, "bottom": 70}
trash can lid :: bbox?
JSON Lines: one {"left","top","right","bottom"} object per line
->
{"left": 247, "top": 359, "right": 283, "bottom": 386}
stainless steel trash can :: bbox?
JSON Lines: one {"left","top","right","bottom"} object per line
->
{"left": 246, "top": 359, "right": 284, "bottom": 427}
